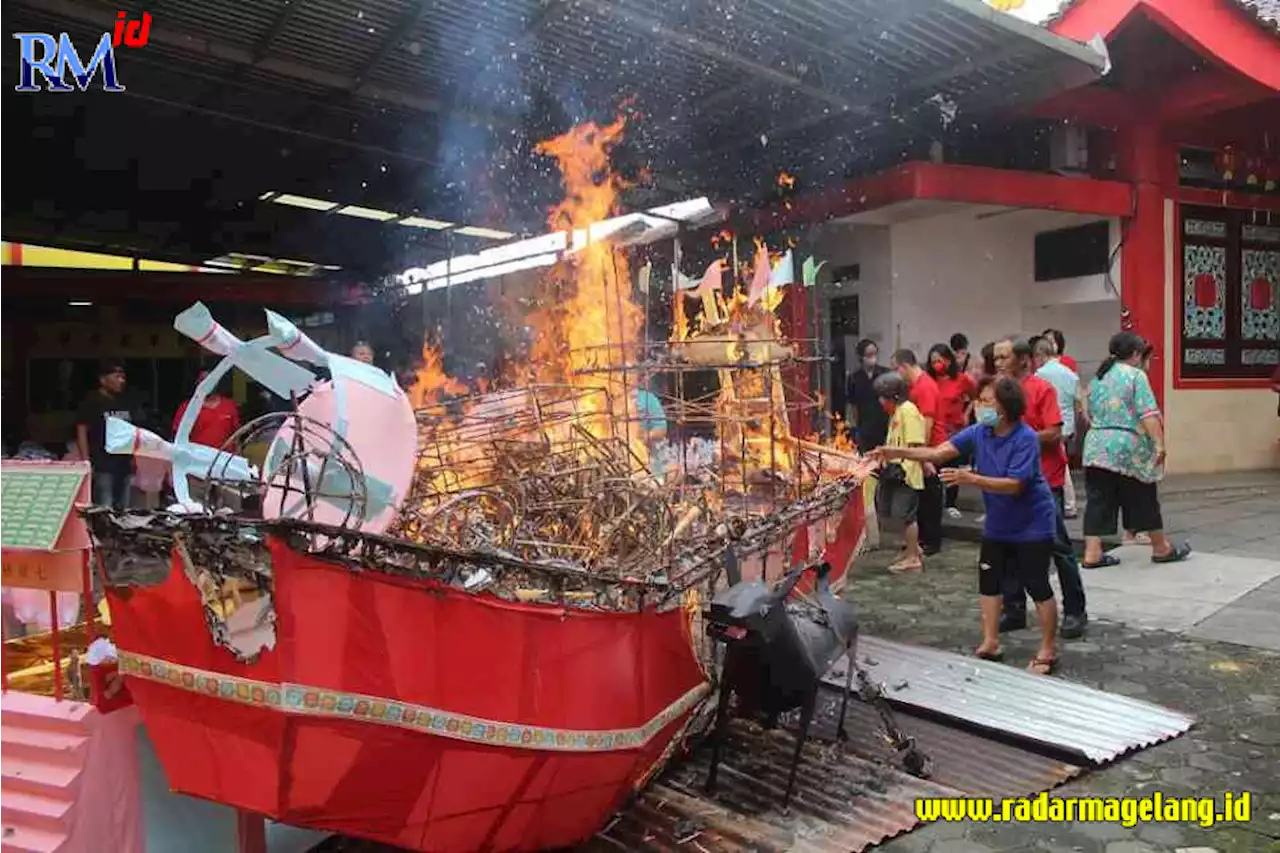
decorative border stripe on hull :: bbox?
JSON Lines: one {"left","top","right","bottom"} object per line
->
{"left": 118, "top": 650, "right": 711, "bottom": 752}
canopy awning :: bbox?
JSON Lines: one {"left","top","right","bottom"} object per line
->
{"left": 6, "top": 0, "right": 1111, "bottom": 270}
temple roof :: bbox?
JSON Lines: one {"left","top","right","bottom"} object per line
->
{"left": 1235, "top": 0, "right": 1280, "bottom": 30}
{"left": 1046, "top": 0, "right": 1279, "bottom": 31}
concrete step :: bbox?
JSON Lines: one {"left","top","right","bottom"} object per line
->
{"left": 0, "top": 695, "right": 94, "bottom": 736}
{"left": 0, "top": 759, "right": 81, "bottom": 799}
{"left": 0, "top": 727, "right": 89, "bottom": 764}
{"left": 0, "top": 790, "right": 73, "bottom": 833}
{"left": 0, "top": 824, "right": 68, "bottom": 853}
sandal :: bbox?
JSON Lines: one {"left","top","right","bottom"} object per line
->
{"left": 888, "top": 560, "right": 923, "bottom": 574}
{"left": 973, "top": 647, "right": 1004, "bottom": 662}
{"left": 1082, "top": 554, "right": 1120, "bottom": 569}
{"left": 1027, "top": 656, "right": 1057, "bottom": 676}
{"left": 1151, "top": 542, "right": 1192, "bottom": 564}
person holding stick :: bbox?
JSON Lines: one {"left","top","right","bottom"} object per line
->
{"left": 872, "top": 376, "right": 1060, "bottom": 674}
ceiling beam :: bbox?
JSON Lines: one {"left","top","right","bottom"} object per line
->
{"left": 351, "top": 1, "right": 431, "bottom": 87}
{"left": 253, "top": 0, "right": 309, "bottom": 63}
{"left": 577, "top": 0, "right": 861, "bottom": 113}
{"left": 13, "top": 0, "right": 511, "bottom": 129}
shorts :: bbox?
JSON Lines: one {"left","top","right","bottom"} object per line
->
{"left": 1083, "top": 466, "right": 1163, "bottom": 536}
{"left": 979, "top": 539, "right": 1054, "bottom": 602}
{"left": 875, "top": 479, "right": 920, "bottom": 524}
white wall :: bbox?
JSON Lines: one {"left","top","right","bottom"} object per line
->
{"left": 815, "top": 208, "right": 1120, "bottom": 381}
{"left": 888, "top": 209, "right": 1120, "bottom": 372}
{"left": 814, "top": 222, "right": 892, "bottom": 366}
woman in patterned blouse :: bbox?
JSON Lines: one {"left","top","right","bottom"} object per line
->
{"left": 1080, "top": 332, "right": 1191, "bottom": 568}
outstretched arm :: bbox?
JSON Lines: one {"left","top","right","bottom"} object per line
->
{"left": 872, "top": 441, "right": 960, "bottom": 467}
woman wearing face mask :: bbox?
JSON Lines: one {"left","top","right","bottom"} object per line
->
{"left": 873, "top": 377, "right": 1060, "bottom": 675}
{"left": 871, "top": 372, "right": 926, "bottom": 573}
{"left": 926, "top": 343, "right": 977, "bottom": 518}
{"left": 1080, "top": 332, "right": 1190, "bottom": 567}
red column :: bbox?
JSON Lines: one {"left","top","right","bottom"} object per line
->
{"left": 1115, "top": 121, "right": 1177, "bottom": 408}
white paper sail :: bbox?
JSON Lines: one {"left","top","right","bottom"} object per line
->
{"left": 106, "top": 417, "right": 258, "bottom": 508}
{"left": 175, "top": 303, "right": 315, "bottom": 401}
{"left": 770, "top": 250, "right": 795, "bottom": 287}
{"left": 263, "top": 309, "right": 397, "bottom": 398}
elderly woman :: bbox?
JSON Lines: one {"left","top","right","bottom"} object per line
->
{"left": 873, "top": 376, "right": 1060, "bottom": 674}
{"left": 1081, "top": 332, "right": 1190, "bottom": 567}
{"left": 871, "top": 372, "right": 926, "bottom": 573}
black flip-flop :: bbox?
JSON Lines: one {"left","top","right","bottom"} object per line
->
{"left": 973, "top": 648, "right": 1004, "bottom": 662}
{"left": 1152, "top": 542, "right": 1192, "bottom": 564}
{"left": 1082, "top": 554, "right": 1121, "bottom": 569}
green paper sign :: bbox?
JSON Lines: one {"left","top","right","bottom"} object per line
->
{"left": 1, "top": 469, "right": 86, "bottom": 551}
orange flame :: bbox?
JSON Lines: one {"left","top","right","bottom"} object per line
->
{"left": 532, "top": 116, "right": 646, "bottom": 458}
{"left": 409, "top": 344, "right": 467, "bottom": 409}
{"left": 777, "top": 171, "right": 796, "bottom": 189}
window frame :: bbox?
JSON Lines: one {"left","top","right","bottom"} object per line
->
{"left": 1178, "top": 205, "right": 1280, "bottom": 380}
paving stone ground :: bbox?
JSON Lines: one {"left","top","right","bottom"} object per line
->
{"left": 853, "top": 542, "right": 1280, "bottom": 853}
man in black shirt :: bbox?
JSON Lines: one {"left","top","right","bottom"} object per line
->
{"left": 75, "top": 361, "right": 137, "bottom": 509}
{"left": 846, "top": 339, "right": 890, "bottom": 453}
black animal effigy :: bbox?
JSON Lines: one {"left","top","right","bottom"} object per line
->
{"left": 703, "top": 556, "right": 929, "bottom": 809}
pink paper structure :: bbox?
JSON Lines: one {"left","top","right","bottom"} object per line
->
{"left": 262, "top": 378, "right": 416, "bottom": 533}
{"left": 0, "top": 694, "right": 145, "bottom": 853}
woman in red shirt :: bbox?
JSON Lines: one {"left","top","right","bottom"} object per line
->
{"left": 927, "top": 343, "right": 978, "bottom": 518}
{"left": 172, "top": 373, "right": 242, "bottom": 448}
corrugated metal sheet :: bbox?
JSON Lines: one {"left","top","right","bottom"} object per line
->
{"left": 825, "top": 695, "right": 1082, "bottom": 799}
{"left": 575, "top": 687, "right": 1083, "bottom": 853}
{"left": 311, "top": 670, "right": 1103, "bottom": 853}
{"left": 580, "top": 718, "right": 963, "bottom": 853}
{"left": 828, "top": 636, "right": 1195, "bottom": 764}
{"left": 9, "top": 0, "right": 1109, "bottom": 199}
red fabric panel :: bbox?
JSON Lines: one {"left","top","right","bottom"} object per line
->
{"left": 109, "top": 543, "right": 708, "bottom": 852}
{"left": 1194, "top": 273, "right": 1218, "bottom": 308}
{"left": 1251, "top": 277, "right": 1273, "bottom": 311}
{"left": 269, "top": 540, "right": 704, "bottom": 731}
{"left": 106, "top": 560, "right": 286, "bottom": 815}
{"left": 792, "top": 489, "right": 866, "bottom": 597}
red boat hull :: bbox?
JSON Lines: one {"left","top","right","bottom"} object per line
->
{"left": 108, "top": 539, "right": 708, "bottom": 852}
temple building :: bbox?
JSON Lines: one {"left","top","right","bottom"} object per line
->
{"left": 767, "top": 0, "right": 1279, "bottom": 474}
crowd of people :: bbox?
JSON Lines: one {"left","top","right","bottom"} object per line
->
{"left": 51, "top": 341, "right": 382, "bottom": 510}
{"left": 859, "top": 327, "right": 1191, "bottom": 675}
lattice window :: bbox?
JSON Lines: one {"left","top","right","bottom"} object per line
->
{"left": 1179, "top": 206, "right": 1280, "bottom": 378}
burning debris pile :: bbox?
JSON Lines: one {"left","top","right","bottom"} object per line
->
{"left": 387, "top": 116, "right": 874, "bottom": 586}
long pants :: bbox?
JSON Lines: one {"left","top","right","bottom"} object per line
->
{"left": 1003, "top": 487, "right": 1086, "bottom": 618}
{"left": 92, "top": 471, "right": 132, "bottom": 510}
{"left": 917, "top": 473, "right": 944, "bottom": 551}
{"left": 1063, "top": 465, "right": 1077, "bottom": 514}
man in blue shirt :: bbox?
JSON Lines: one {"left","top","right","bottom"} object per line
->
{"left": 1033, "top": 337, "right": 1080, "bottom": 518}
